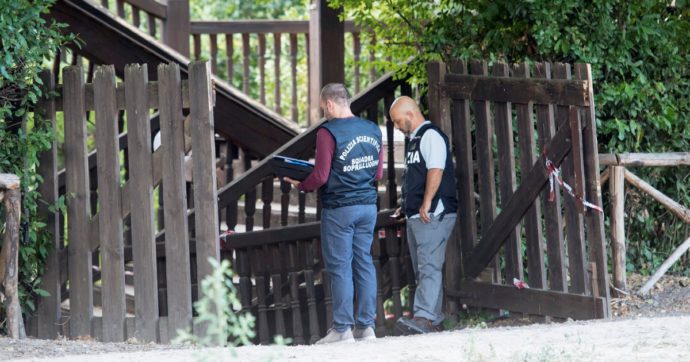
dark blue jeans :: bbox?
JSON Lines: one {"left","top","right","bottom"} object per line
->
{"left": 320, "top": 204, "right": 378, "bottom": 332}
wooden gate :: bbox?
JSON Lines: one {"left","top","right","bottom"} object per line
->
{"left": 33, "top": 61, "right": 219, "bottom": 342}
{"left": 428, "top": 60, "right": 610, "bottom": 320}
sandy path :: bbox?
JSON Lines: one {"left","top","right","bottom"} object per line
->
{"left": 10, "top": 315, "right": 690, "bottom": 361}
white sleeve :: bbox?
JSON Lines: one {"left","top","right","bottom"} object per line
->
{"left": 419, "top": 129, "right": 447, "bottom": 169}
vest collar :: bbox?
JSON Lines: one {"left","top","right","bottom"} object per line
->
{"left": 409, "top": 120, "right": 431, "bottom": 139}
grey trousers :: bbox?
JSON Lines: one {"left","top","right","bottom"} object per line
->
{"left": 406, "top": 213, "right": 457, "bottom": 325}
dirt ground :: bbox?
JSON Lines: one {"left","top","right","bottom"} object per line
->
{"left": 3, "top": 273, "right": 690, "bottom": 362}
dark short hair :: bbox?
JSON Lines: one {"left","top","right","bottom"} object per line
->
{"left": 320, "top": 83, "right": 350, "bottom": 106}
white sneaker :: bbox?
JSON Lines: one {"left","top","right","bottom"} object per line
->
{"left": 315, "top": 328, "right": 355, "bottom": 344}
{"left": 352, "top": 326, "right": 376, "bottom": 341}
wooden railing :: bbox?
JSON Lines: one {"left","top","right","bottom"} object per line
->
{"left": 95, "top": 0, "right": 380, "bottom": 124}
{"left": 599, "top": 153, "right": 690, "bottom": 296}
{"left": 190, "top": 20, "right": 378, "bottom": 124}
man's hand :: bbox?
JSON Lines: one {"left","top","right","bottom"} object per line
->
{"left": 419, "top": 201, "right": 432, "bottom": 223}
{"left": 283, "top": 176, "right": 301, "bottom": 189}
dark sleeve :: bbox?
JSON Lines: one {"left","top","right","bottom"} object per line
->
{"left": 299, "top": 128, "right": 334, "bottom": 192}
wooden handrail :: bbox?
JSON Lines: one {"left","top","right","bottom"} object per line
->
{"left": 190, "top": 20, "right": 360, "bottom": 35}
{"left": 121, "top": 0, "right": 167, "bottom": 19}
{"left": 599, "top": 152, "right": 690, "bottom": 167}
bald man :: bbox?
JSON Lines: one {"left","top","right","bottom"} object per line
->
{"left": 389, "top": 96, "right": 458, "bottom": 335}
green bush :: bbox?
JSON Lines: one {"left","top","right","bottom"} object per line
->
{"left": 331, "top": 0, "right": 690, "bottom": 275}
{"left": 0, "top": 0, "right": 73, "bottom": 329}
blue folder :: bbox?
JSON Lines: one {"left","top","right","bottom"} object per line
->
{"left": 270, "top": 155, "right": 315, "bottom": 181}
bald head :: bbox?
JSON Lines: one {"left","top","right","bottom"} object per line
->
{"left": 389, "top": 96, "right": 424, "bottom": 137}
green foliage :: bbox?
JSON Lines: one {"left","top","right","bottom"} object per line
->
{"left": 0, "top": 0, "right": 73, "bottom": 329}
{"left": 173, "top": 258, "right": 256, "bottom": 360}
{"left": 333, "top": 0, "right": 690, "bottom": 275}
{"left": 191, "top": 0, "right": 308, "bottom": 20}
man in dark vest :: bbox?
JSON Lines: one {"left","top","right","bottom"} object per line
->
{"left": 389, "top": 96, "right": 458, "bottom": 334}
{"left": 284, "top": 83, "right": 384, "bottom": 344}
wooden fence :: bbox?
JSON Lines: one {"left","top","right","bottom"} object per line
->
{"left": 600, "top": 153, "right": 690, "bottom": 295}
{"left": 429, "top": 60, "right": 610, "bottom": 320}
{"left": 34, "top": 61, "right": 218, "bottom": 343}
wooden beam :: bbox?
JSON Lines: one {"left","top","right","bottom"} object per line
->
{"left": 162, "top": 0, "right": 189, "bottom": 57}
{"left": 623, "top": 168, "right": 690, "bottom": 225}
{"left": 443, "top": 74, "right": 590, "bottom": 106}
{"left": 609, "top": 166, "right": 627, "bottom": 294}
{"left": 308, "top": 0, "right": 345, "bottom": 125}
{"left": 124, "top": 0, "right": 166, "bottom": 19}
{"left": 599, "top": 152, "right": 690, "bottom": 167}
{"left": 464, "top": 119, "right": 573, "bottom": 278}
{"left": 449, "top": 280, "right": 606, "bottom": 320}
{"left": 638, "top": 235, "right": 690, "bottom": 295}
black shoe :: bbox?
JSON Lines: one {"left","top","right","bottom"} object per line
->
{"left": 395, "top": 317, "right": 435, "bottom": 335}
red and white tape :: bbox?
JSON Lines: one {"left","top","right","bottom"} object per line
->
{"left": 545, "top": 158, "right": 604, "bottom": 213}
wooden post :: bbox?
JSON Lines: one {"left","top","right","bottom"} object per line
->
{"left": 163, "top": 0, "right": 190, "bottom": 58}
{"left": 125, "top": 64, "right": 159, "bottom": 342}
{"left": 308, "top": 0, "right": 344, "bottom": 125}
{"left": 94, "top": 65, "right": 126, "bottom": 342}
{"left": 158, "top": 63, "right": 192, "bottom": 338}
{"left": 189, "top": 61, "right": 220, "bottom": 308}
{"left": 609, "top": 166, "right": 627, "bottom": 294}
{"left": 63, "top": 66, "right": 94, "bottom": 338}
{"left": 36, "top": 69, "right": 62, "bottom": 339}
{"left": 0, "top": 174, "right": 23, "bottom": 339}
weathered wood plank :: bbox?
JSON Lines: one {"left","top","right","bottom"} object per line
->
{"left": 534, "top": 62, "right": 567, "bottom": 292}
{"left": 63, "top": 66, "right": 94, "bottom": 338}
{"left": 54, "top": 81, "right": 192, "bottom": 112}
{"left": 492, "top": 62, "right": 522, "bottom": 282}
{"left": 553, "top": 63, "right": 587, "bottom": 295}
{"left": 189, "top": 61, "right": 221, "bottom": 288}
{"left": 464, "top": 120, "right": 573, "bottom": 278}
{"left": 427, "top": 61, "right": 451, "bottom": 137}
{"left": 470, "top": 60, "right": 500, "bottom": 282}
{"left": 158, "top": 63, "right": 192, "bottom": 336}
{"left": 599, "top": 152, "right": 690, "bottom": 166}
{"left": 443, "top": 74, "right": 590, "bottom": 106}
{"left": 258, "top": 33, "right": 266, "bottom": 104}
{"left": 449, "top": 280, "right": 606, "bottom": 320}
{"left": 124, "top": 63, "right": 159, "bottom": 342}
{"left": 513, "top": 63, "right": 546, "bottom": 289}
{"left": 610, "top": 166, "right": 626, "bottom": 294}
{"left": 1, "top": 179, "right": 23, "bottom": 338}
{"left": 574, "top": 63, "right": 610, "bottom": 311}
{"left": 36, "top": 70, "right": 62, "bottom": 339}
{"left": 209, "top": 33, "right": 218, "bottom": 75}
{"left": 448, "top": 60, "right": 477, "bottom": 269}
{"left": 94, "top": 65, "right": 126, "bottom": 342}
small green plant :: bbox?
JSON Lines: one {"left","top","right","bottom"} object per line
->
{"left": 173, "top": 258, "right": 256, "bottom": 360}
